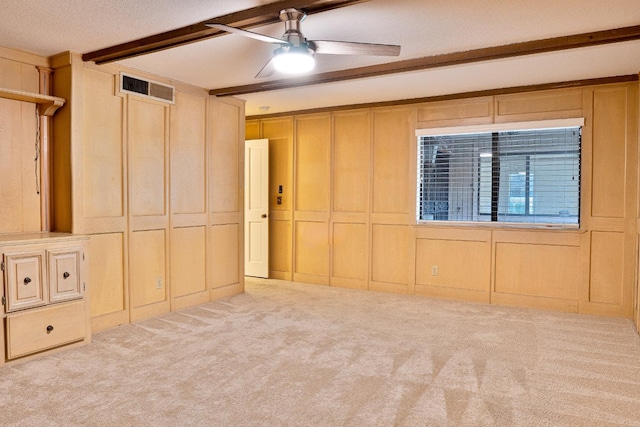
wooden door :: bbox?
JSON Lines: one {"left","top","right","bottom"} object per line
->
{"left": 244, "top": 139, "right": 269, "bottom": 278}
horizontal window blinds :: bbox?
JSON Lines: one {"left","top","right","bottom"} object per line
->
{"left": 417, "top": 126, "right": 581, "bottom": 225}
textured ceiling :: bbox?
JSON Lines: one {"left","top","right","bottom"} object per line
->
{"left": 1, "top": 0, "right": 639, "bottom": 116}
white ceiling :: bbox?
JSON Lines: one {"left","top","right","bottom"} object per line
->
{"left": 1, "top": 0, "right": 639, "bottom": 116}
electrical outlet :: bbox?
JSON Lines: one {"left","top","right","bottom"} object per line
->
{"left": 156, "top": 277, "right": 162, "bottom": 289}
{"left": 431, "top": 266, "right": 438, "bottom": 276}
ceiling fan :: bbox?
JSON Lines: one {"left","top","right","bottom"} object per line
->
{"left": 206, "top": 8, "right": 401, "bottom": 78}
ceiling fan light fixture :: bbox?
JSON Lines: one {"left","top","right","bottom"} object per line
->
{"left": 272, "top": 45, "right": 315, "bottom": 74}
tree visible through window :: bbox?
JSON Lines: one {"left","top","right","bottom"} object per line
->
{"left": 417, "top": 124, "right": 581, "bottom": 226}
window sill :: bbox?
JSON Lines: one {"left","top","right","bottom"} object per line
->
{"left": 414, "top": 220, "right": 583, "bottom": 232}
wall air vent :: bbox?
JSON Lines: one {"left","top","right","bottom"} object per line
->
{"left": 119, "top": 73, "right": 175, "bottom": 104}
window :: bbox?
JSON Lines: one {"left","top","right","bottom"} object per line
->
{"left": 417, "top": 119, "right": 582, "bottom": 226}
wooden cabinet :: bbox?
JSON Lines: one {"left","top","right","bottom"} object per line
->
{"left": 1, "top": 233, "right": 89, "bottom": 365}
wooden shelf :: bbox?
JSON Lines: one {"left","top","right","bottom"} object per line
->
{"left": 0, "top": 87, "right": 65, "bottom": 116}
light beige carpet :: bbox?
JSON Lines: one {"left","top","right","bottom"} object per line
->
{"left": 2, "top": 277, "right": 640, "bottom": 426}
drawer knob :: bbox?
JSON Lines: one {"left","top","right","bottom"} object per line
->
{"left": 23, "top": 277, "right": 31, "bottom": 284}
{"left": 63, "top": 272, "right": 70, "bottom": 279}
{"left": 46, "top": 325, "right": 54, "bottom": 333}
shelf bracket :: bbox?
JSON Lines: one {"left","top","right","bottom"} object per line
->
{"left": 38, "top": 99, "right": 65, "bottom": 117}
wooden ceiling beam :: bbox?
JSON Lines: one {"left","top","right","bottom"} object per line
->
{"left": 82, "top": 0, "right": 370, "bottom": 64}
{"left": 210, "top": 24, "right": 640, "bottom": 97}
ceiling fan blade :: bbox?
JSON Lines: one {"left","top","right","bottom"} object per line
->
{"left": 255, "top": 57, "right": 276, "bottom": 79}
{"left": 205, "top": 23, "right": 285, "bottom": 44}
{"left": 310, "top": 40, "right": 401, "bottom": 56}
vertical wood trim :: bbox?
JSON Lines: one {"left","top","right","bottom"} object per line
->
{"left": 407, "top": 106, "right": 418, "bottom": 294}
{"left": 624, "top": 83, "right": 638, "bottom": 319}
{"left": 70, "top": 57, "right": 84, "bottom": 234}
{"left": 237, "top": 99, "right": 246, "bottom": 287}
{"left": 489, "top": 230, "right": 495, "bottom": 303}
{"left": 165, "top": 101, "right": 172, "bottom": 308}
{"left": 578, "top": 231, "right": 591, "bottom": 312}
{"left": 636, "top": 76, "right": 640, "bottom": 331}
{"left": 122, "top": 86, "right": 131, "bottom": 325}
{"left": 580, "top": 89, "right": 594, "bottom": 231}
{"left": 328, "top": 113, "right": 335, "bottom": 284}
{"left": 291, "top": 117, "right": 298, "bottom": 280}
{"left": 205, "top": 92, "right": 212, "bottom": 294}
{"left": 37, "top": 66, "right": 53, "bottom": 231}
{"left": 368, "top": 107, "right": 375, "bottom": 289}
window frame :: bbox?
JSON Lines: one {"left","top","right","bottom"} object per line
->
{"left": 415, "top": 118, "right": 584, "bottom": 229}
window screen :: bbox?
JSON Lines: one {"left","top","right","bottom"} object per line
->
{"left": 417, "top": 126, "right": 581, "bottom": 226}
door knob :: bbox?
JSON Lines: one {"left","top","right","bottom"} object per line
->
{"left": 261, "top": 214, "right": 268, "bottom": 218}
{"left": 23, "top": 277, "right": 31, "bottom": 284}
{"left": 63, "top": 272, "right": 70, "bottom": 279}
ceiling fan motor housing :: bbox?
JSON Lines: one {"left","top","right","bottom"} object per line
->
{"left": 280, "top": 8, "right": 308, "bottom": 47}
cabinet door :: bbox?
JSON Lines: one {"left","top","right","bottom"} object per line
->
{"left": 4, "top": 251, "right": 46, "bottom": 312}
{"left": 48, "top": 247, "right": 83, "bottom": 303}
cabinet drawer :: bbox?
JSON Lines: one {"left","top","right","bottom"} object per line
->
{"left": 3, "top": 251, "right": 46, "bottom": 312}
{"left": 6, "top": 300, "right": 85, "bottom": 359}
{"left": 48, "top": 247, "right": 83, "bottom": 303}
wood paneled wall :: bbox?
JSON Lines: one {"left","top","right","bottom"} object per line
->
{"left": 370, "top": 108, "right": 414, "bottom": 294}
{"left": 0, "top": 49, "right": 49, "bottom": 234}
{"left": 2, "top": 47, "right": 638, "bottom": 327}
{"left": 170, "top": 90, "right": 208, "bottom": 311}
{"left": 50, "top": 53, "right": 244, "bottom": 332}
{"left": 332, "top": 110, "right": 370, "bottom": 290}
{"left": 247, "top": 82, "right": 639, "bottom": 319}
{"left": 294, "top": 114, "right": 330, "bottom": 285}
{"left": 210, "top": 97, "right": 245, "bottom": 300}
